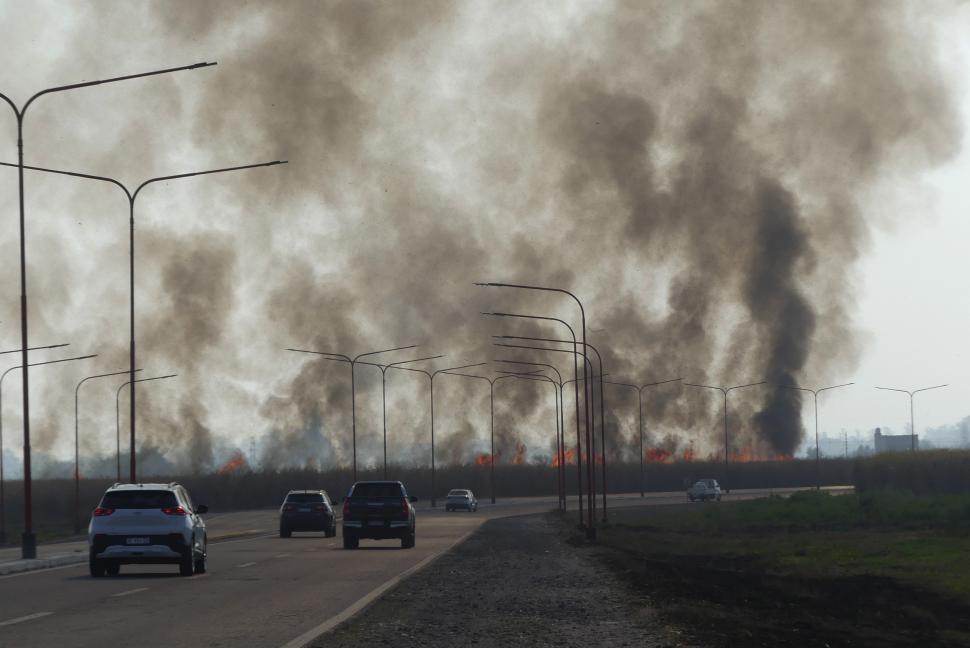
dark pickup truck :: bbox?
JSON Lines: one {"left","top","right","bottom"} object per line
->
{"left": 341, "top": 481, "right": 417, "bottom": 549}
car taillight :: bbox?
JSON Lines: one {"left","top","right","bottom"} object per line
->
{"left": 283, "top": 504, "right": 295, "bottom": 512}
{"left": 161, "top": 506, "right": 187, "bottom": 516}
{"left": 314, "top": 504, "right": 326, "bottom": 511}
{"left": 400, "top": 498, "right": 409, "bottom": 518}
{"left": 93, "top": 507, "right": 114, "bottom": 517}
{"left": 342, "top": 500, "right": 350, "bottom": 517}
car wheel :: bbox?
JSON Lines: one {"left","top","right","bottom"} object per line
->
{"left": 688, "top": 496, "right": 694, "bottom": 502}
{"left": 280, "top": 526, "right": 291, "bottom": 538}
{"left": 106, "top": 562, "right": 121, "bottom": 576}
{"left": 401, "top": 530, "right": 415, "bottom": 549}
{"left": 179, "top": 545, "right": 195, "bottom": 577}
{"left": 89, "top": 553, "right": 106, "bottom": 578}
{"left": 343, "top": 532, "right": 358, "bottom": 549}
{"left": 717, "top": 495, "right": 722, "bottom": 502}
{"left": 194, "top": 540, "right": 207, "bottom": 574}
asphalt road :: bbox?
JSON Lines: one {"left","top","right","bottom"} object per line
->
{"left": 0, "top": 487, "right": 850, "bottom": 648}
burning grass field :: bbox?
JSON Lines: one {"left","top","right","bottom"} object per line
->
{"left": 587, "top": 491, "right": 970, "bottom": 647}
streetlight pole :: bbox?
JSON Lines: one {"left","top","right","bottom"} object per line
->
{"left": 874, "top": 384, "right": 948, "bottom": 451}
{"left": 286, "top": 345, "right": 418, "bottom": 480}
{"left": 494, "top": 333, "right": 611, "bottom": 521}
{"left": 4, "top": 158, "right": 287, "bottom": 487}
{"left": 684, "top": 381, "right": 766, "bottom": 490}
{"left": 442, "top": 370, "right": 533, "bottom": 505}
{"left": 492, "top": 340, "right": 598, "bottom": 527}
{"left": 353, "top": 355, "right": 444, "bottom": 478}
{"left": 781, "top": 382, "right": 853, "bottom": 489}
{"left": 0, "top": 60, "right": 214, "bottom": 559}
{"left": 116, "top": 374, "right": 177, "bottom": 482}
{"left": 494, "top": 359, "right": 565, "bottom": 510}
{"left": 475, "top": 282, "right": 595, "bottom": 538}
{"left": 0, "top": 343, "right": 69, "bottom": 356}
{"left": 481, "top": 309, "right": 596, "bottom": 529}
{"left": 604, "top": 378, "right": 682, "bottom": 497}
{"left": 0, "top": 353, "right": 96, "bottom": 544}
{"left": 74, "top": 368, "right": 142, "bottom": 533}
{"left": 387, "top": 362, "right": 486, "bottom": 506}
{"left": 495, "top": 370, "right": 565, "bottom": 509}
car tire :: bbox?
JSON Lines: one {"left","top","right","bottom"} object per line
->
{"left": 401, "top": 530, "right": 415, "bottom": 549}
{"left": 717, "top": 495, "right": 722, "bottom": 502}
{"left": 326, "top": 522, "right": 337, "bottom": 538}
{"left": 194, "top": 540, "right": 207, "bottom": 574}
{"left": 179, "top": 545, "right": 195, "bottom": 577}
{"left": 280, "top": 526, "right": 291, "bottom": 538}
{"left": 89, "top": 554, "right": 106, "bottom": 578}
{"left": 689, "top": 496, "right": 695, "bottom": 502}
{"left": 343, "top": 532, "right": 358, "bottom": 549}
{"left": 105, "top": 562, "right": 121, "bottom": 576}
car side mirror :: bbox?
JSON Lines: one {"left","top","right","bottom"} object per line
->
{"left": 195, "top": 504, "right": 209, "bottom": 514}
{"left": 409, "top": 496, "right": 418, "bottom": 503}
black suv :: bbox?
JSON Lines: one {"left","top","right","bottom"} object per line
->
{"left": 279, "top": 490, "right": 336, "bottom": 538}
{"left": 342, "top": 481, "right": 417, "bottom": 549}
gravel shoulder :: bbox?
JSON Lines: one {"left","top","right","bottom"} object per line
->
{"left": 319, "top": 512, "right": 697, "bottom": 647}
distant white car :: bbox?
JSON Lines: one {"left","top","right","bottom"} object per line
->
{"left": 687, "top": 479, "right": 722, "bottom": 502}
{"left": 445, "top": 489, "right": 478, "bottom": 512}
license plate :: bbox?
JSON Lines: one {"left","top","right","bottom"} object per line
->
{"left": 299, "top": 507, "right": 311, "bottom": 512}
{"left": 368, "top": 520, "right": 384, "bottom": 527}
{"left": 126, "top": 537, "right": 150, "bottom": 545}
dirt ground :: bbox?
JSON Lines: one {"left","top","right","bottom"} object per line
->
{"left": 320, "top": 512, "right": 696, "bottom": 648}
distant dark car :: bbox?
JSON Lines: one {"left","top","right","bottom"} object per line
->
{"left": 445, "top": 489, "right": 478, "bottom": 512}
{"left": 279, "top": 490, "right": 336, "bottom": 538}
{"left": 687, "top": 479, "right": 722, "bottom": 502}
{"left": 342, "top": 481, "right": 417, "bottom": 549}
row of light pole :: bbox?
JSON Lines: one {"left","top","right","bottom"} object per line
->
{"left": 2, "top": 59, "right": 286, "bottom": 557}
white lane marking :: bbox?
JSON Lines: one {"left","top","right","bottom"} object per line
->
{"left": 278, "top": 528, "right": 477, "bottom": 648}
{"left": 238, "top": 562, "right": 257, "bottom": 568}
{"left": 111, "top": 587, "right": 148, "bottom": 598}
{"left": 0, "top": 612, "right": 53, "bottom": 627}
{"left": 274, "top": 553, "right": 291, "bottom": 559}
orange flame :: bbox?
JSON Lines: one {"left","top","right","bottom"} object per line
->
{"left": 645, "top": 447, "right": 673, "bottom": 464}
{"left": 552, "top": 447, "right": 577, "bottom": 467}
{"left": 474, "top": 453, "right": 497, "bottom": 465}
{"left": 217, "top": 450, "right": 248, "bottom": 475}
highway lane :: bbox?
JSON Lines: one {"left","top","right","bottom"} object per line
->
{"left": 0, "top": 487, "right": 850, "bottom": 648}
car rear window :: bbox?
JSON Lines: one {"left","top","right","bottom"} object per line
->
{"left": 286, "top": 493, "right": 324, "bottom": 503}
{"left": 351, "top": 483, "right": 405, "bottom": 498}
{"left": 100, "top": 490, "right": 178, "bottom": 509}
{"left": 448, "top": 490, "right": 467, "bottom": 496}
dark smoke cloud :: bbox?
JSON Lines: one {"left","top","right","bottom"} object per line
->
{"left": 0, "top": 1, "right": 961, "bottom": 474}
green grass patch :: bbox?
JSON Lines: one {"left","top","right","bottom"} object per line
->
{"left": 602, "top": 491, "right": 970, "bottom": 602}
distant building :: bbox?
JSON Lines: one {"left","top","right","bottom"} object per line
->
{"left": 874, "top": 427, "right": 917, "bottom": 453}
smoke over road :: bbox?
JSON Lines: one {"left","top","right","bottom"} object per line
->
{"left": 0, "top": 1, "right": 960, "bottom": 475}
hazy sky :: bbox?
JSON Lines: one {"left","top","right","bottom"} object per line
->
{"left": 0, "top": 1, "right": 968, "bottom": 476}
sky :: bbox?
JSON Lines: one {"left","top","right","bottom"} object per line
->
{"left": 0, "top": 1, "right": 968, "bottom": 477}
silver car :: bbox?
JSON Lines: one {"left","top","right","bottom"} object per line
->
{"left": 445, "top": 489, "right": 478, "bottom": 512}
{"left": 687, "top": 478, "right": 722, "bottom": 502}
{"left": 88, "top": 482, "right": 208, "bottom": 577}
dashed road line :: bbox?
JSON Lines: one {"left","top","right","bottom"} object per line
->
{"left": 111, "top": 587, "right": 148, "bottom": 598}
{"left": 274, "top": 553, "right": 291, "bottom": 559}
{"left": 238, "top": 562, "right": 257, "bottom": 568}
{"left": 0, "top": 612, "right": 53, "bottom": 627}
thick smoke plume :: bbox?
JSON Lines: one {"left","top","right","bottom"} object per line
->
{"left": 0, "top": 1, "right": 960, "bottom": 475}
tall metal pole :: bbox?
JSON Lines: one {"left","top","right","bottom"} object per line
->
{"left": 75, "top": 368, "right": 140, "bottom": 533}
{"left": 386, "top": 362, "right": 484, "bottom": 506}
{"left": 783, "top": 382, "right": 853, "bottom": 489}
{"left": 0, "top": 354, "right": 96, "bottom": 544}
{"left": 286, "top": 345, "right": 419, "bottom": 481}
{"left": 0, "top": 60, "right": 215, "bottom": 560}
{"left": 117, "top": 374, "right": 177, "bottom": 482}
{"left": 476, "top": 283, "right": 595, "bottom": 538}
{"left": 874, "top": 384, "right": 946, "bottom": 452}
{"left": 684, "top": 381, "right": 765, "bottom": 490}
{"left": 490, "top": 382, "right": 495, "bottom": 503}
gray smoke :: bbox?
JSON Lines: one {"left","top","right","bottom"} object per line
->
{"left": 0, "top": 1, "right": 960, "bottom": 474}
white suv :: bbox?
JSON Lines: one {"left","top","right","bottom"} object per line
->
{"left": 88, "top": 482, "right": 208, "bottom": 577}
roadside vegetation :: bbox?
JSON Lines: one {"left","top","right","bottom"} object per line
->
{"left": 585, "top": 490, "right": 970, "bottom": 647}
